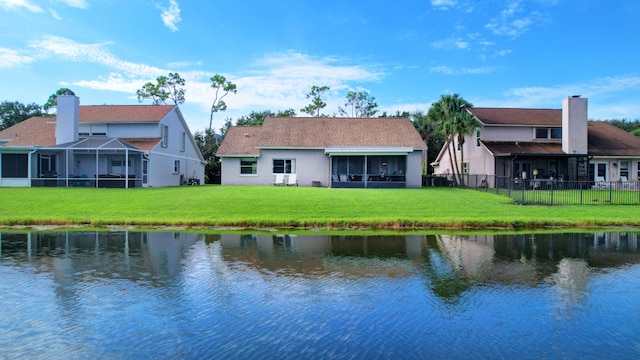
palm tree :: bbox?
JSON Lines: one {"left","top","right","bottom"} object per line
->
{"left": 441, "top": 111, "right": 480, "bottom": 187}
{"left": 428, "top": 94, "right": 477, "bottom": 187}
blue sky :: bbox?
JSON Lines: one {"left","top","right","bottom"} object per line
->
{"left": 1, "top": 0, "right": 640, "bottom": 133}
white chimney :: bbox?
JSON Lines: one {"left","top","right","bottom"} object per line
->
{"left": 562, "top": 96, "right": 588, "bottom": 154}
{"left": 55, "top": 93, "right": 80, "bottom": 145}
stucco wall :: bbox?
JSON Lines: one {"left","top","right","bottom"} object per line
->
{"left": 221, "top": 149, "right": 329, "bottom": 186}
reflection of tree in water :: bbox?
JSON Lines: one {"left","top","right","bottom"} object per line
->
{"left": 418, "top": 235, "right": 473, "bottom": 304}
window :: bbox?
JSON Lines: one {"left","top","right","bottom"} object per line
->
{"left": 273, "top": 159, "right": 295, "bottom": 174}
{"left": 1, "top": 154, "right": 28, "bottom": 178}
{"left": 173, "top": 160, "right": 180, "bottom": 173}
{"left": 240, "top": 158, "right": 257, "bottom": 175}
{"left": 462, "top": 162, "right": 469, "bottom": 174}
{"left": 180, "top": 132, "right": 186, "bottom": 152}
{"left": 161, "top": 125, "right": 169, "bottom": 148}
{"left": 550, "top": 128, "right": 562, "bottom": 139}
{"left": 534, "top": 128, "right": 562, "bottom": 139}
{"left": 534, "top": 128, "right": 548, "bottom": 139}
{"left": 476, "top": 129, "right": 481, "bottom": 146}
{"left": 620, "top": 161, "right": 629, "bottom": 179}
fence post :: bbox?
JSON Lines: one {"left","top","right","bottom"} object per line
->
{"left": 609, "top": 183, "right": 613, "bottom": 204}
{"left": 579, "top": 182, "right": 583, "bottom": 204}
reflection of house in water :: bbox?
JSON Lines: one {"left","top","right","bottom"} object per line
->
{"left": 437, "top": 232, "right": 640, "bottom": 285}
{"left": 220, "top": 234, "right": 427, "bottom": 277}
{"left": 0, "top": 231, "right": 203, "bottom": 279}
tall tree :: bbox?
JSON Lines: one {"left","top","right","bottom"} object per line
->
{"left": 410, "top": 111, "right": 444, "bottom": 175}
{"left": 235, "top": 109, "right": 296, "bottom": 126}
{"left": 428, "top": 94, "right": 475, "bottom": 186}
{"left": 136, "top": 72, "right": 186, "bottom": 105}
{"left": 338, "top": 91, "right": 378, "bottom": 118}
{"left": 0, "top": 101, "right": 45, "bottom": 130}
{"left": 43, "top": 88, "right": 75, "bottom": 113}
{"left": 300, "top": 85, "right": 329, "bottom": 117}
{"left": 209, "top": 74, "right": 237, "bottom": 132}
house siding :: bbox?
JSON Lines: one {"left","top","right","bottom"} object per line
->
{"left": 221, "top": 149, "right": 329, "bottom": 186}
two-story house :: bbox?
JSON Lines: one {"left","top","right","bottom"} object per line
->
{"left": 0, "top": 94, "right": 204, "bottom": 187}
{"left": 432, "top": 96, "right": 640, "bottom": 186}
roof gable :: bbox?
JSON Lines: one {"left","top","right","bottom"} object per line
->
{"left": 217, "top": 117, "right": 427, "bottom": 156}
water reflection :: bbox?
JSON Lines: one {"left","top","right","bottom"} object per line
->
{"left": 1, "top": 230, "right": 640, "bottom": 359}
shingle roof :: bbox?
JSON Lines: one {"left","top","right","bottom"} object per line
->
{"left": 482, "top": 121, "right": 640, "bottom": 157}
{"left": 216, "top": 117, "right": 427, "bottom": 156}
{"left": 588, "top": 121, "right": 640, "bottom": 156}
{"left": 0, "top": 105, "right": 173, "bottom": 148}
{"left": 482, "top": 141, "right": 565, "bottom": 156}
{"left": 469, "top": 108, "right": 561, "bottom": 126}
{"left": 79, "top": 105, "right": 174, "bottom": 122}
{"left": 0, "top": 117, "right": 56, "bottom": 146}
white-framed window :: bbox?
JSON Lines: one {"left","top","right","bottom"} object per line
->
{"left": 534, "top": 127, "right": 562, "bottom": 139}
{"left": 180, "top": 131, "right": 186, "bottom": 152}
{"left": 161, "top": 124, "right": 169, "bottom": 148}
{"left": 476, "top": 129, "right": 481, "bottom": 147}
{"left": 273, "top": 159, "right": 295, "bottom": 174}
{"left": 620, "top": 161, "right": 629, "bottom": 180}
{"left": 173, "top": 160, "right": 180, "bottom": 173}
{"left": 462, "top": 162, "right": 469, "bottom": 174}
{"left": 240, "top": 158, "right": 257, "bottom": 175}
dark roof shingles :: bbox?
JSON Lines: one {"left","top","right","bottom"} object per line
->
{"left": 217, "top": 117, "right": 427, "bottom": 156}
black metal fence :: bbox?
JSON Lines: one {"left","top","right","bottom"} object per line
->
{"left": 424, "top": 174, "right": 640, "bottom": 205}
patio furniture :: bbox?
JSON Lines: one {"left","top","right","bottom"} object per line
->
{"left": 286, "top": 174, "right": 298, "bottom": 186}
{"left": 273, "top": 174, "right": 285, "bottom": 185}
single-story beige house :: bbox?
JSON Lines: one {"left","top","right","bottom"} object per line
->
{"left": 217, "top": 117, "right": 427, "bottom": 188}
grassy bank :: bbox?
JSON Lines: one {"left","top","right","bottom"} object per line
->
{"left": 1, "top": 186, "right": 639, "bottom": 230}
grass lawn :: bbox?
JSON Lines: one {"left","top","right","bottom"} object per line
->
{"left": 1, "top": 185, "right": 640, "bottom": 230}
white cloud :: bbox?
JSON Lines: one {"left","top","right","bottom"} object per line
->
{"left": 25, "top": 36, "right": 385, "bottom": 129}
{"left": 0, "top": 47, "right": 34, "bottom": 67}
{"left": 430, "top": 37, "right": 470, "bottom": 50}
{"left": 57, "top": 0, "right": 88, "bottom": 9}
{"left": 48, "top": 8, "right": 61, "bottom": 19}
{"left": 495, "top": 49, "right": 512, "bottom": 56}
{"left": 160, "top": 0, "right": 181, "bottom": 32}
{"left": 430, "top": 65, "right": 497, "bottom": 75}
{"left": 473, "top": 76, "right": 640, "bottom": 120}
{"left": 0, "top": 0, "right": 43, "bottom": 12}
{"left": 431, "top": 0, "right": 457, "bottom": 10}
{"left": 30, "top": 35, "right": 165, "bottom": 77}
{"left": 485, "top": 1, "right": 547, "bottom": 38}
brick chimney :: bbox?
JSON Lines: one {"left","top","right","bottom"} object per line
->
{"left": 55, "top": 93, "right": 80, "bottom": 145}
{"left": 562, "top": 96, "right": 588, "bottom": 154}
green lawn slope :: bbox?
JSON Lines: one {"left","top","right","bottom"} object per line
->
{"left": 1, "top": 186, "right": 639, "bottom": 230}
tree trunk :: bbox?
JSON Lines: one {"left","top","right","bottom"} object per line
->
{"left": 445, "top": 137, "right": 459, "bottom": 186}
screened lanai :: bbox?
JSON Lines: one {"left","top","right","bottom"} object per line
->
{"left": 33, "top": 137, "right": 147, "bottom": 188}
{"left": 327, "top": 148, "right": 411, "bottom": 188}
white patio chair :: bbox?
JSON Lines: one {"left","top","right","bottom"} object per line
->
{"left": 273, "top": 173, "right": 285, "bottom": 185}
{"left": 286, "top": 174, "right": 298, "bottom": 186}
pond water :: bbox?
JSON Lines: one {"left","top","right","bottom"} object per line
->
{"left": 1, "top": 231, "right": 640, "bottom": 359}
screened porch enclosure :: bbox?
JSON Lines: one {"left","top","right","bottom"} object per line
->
{"left": 32, "top": 138, "right": 146, "bottom": 188}
{"left": 331, "top": 155, "right": 407, "bottom": 188}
